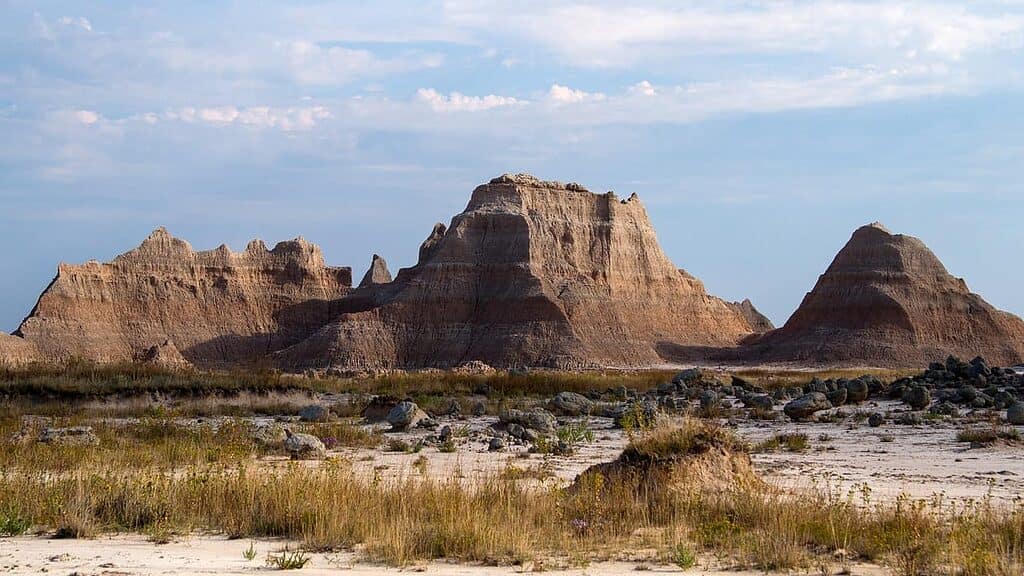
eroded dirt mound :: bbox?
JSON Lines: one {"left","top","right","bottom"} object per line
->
{"left": 0, "top": 332, "right": 39, "bottom": 367}
{"left": 572, "top": 422, "right": 761, "bottom": 498}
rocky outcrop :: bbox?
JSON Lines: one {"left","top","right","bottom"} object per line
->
{"left": 747, "top": 223, "right": 1024, "bottom": 367}
{"left": 0, "top": 332, "right": 39, "bottom": 367}
{"left": 277, "top": 174, "right": 756, "bottom": 370}
{"left": 358, "top": 254, "right": 392, "bottom": 288}
{"left": 141, "top": 339, "right": 193, "bottom": 370}
{"left": 727, "top": 299, "right": 775, "bottom": 333}
{"left": 14, "top": 228, "right": 351, "bottom": 368}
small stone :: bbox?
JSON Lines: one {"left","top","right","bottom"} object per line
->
{"left": 868, "top": 413, "right": 885, "bottom": 427}
{"left": 902, "top": 386, "right": 931, "bottom": 411}
{"left": 548, "top": 391, "right": 594, "bottom": 416}
{"left": 488, "top": 437, "right": 506, "bottom": 451}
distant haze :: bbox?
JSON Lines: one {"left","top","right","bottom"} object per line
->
{"left": 2, "top": 2, "right": 1024, "bottom": 331}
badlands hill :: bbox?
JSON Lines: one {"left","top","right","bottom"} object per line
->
{"left": 3, "top": 175, "right": 766, "bottom": 370}
{"left": 747, "top": 223, "right": 1024, "bottom": 367}
{"left": 11, "top": 228, "right": 352, "bottom": 368}
{"left": 277, "top": 174, "right": 759, "bottom": 370}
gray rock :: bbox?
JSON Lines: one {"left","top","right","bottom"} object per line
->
{"left": 471, "top": 401, "right": 487, "bottom": 417}
{"left": 783, "top": 392, "right": 831, "bottom": 421}
{"left": 363, "top": 395, "right": 401, "bottom": 422}
{"left": 298, "top": 405, "right": 331, "bottom": 422}
{"left": 499, "top": 408, "right": 557, "bottom": 434}
{"left": 548, "top": 392, "right": 594, "bottom": 416}
{"left": 387, "top": 401, "right": 428, "bottom": 431}
{"left": 868, "top": 413, "right": 885, "bottom": 427}
{"left": 673, "top": 368, "right": 705, "bottom": 385}
{"left": 845, "top": 379, "right": 870, "bottom": 403}
{"left": 902, "top": 386, "right": 931, "bottom": 411}
{"left": 283, "top": 429, "right": 326, "bottom": 460}
{"left": 699, "top": 390, "right": 718, "bottom": 411}
{"left": 826, "top": 387, "right": 848, "bottom": 407}
{"left": 251, "top": 423, "right": 287, "bottom": 448}
{"left": 743, "top": 394, "right": 774, "bottom": 411}
{"left": 488, "top": 437, "right": 506, "bottom": 451}
{"left": 38, "top": 426, "right": 99, "bottom": 446}
{"left": 1007, "top": 402, "right": 1024, "bottom": 425}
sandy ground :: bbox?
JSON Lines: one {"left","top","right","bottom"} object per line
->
{"left": 320, "top": 402, "right": 1024, "bottom": 504}
{"left": 0, "top": 534, "right": 889, "bottom": 576}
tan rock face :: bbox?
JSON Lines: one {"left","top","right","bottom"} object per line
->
{"left": 141, "top": 339, "right": 193, "bottom": 370}
{"left": 748, "top": 223, "right": 1024, "bottom": 367}
{"left": 278, "top": 174, "right": 754, "bottom": 370}
{"left": 357, "top": 254, "right": 393, "bottom": 288}
{"left": 15, "top": 228, "right": 351, "bottom": 368}
{"left": 0, "top": 332, "right": 39, "bottom": 367}
{"left": 727, "top": 299, "right": 775, "bottom": 333}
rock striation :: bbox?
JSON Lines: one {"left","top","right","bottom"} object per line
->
{"left": 748, "top": 223, "right": 1024, "bottom": 367}
{"left": 277, "top": 174, "right": 756, "bottom": 370}
{"left": 14, "top": 228, "right": 351, "bottom": 368}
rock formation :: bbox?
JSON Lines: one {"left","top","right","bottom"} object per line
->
{"left": 747, "top": 223, "right": 1024, "bottom": 367}
{"left": 0, "top": 332, "right": 39, "bottom": 367}
{"left": 141, "top": 339, "right": 193, "bottom": 370}
{"left": 357, "top": 254, "right": 393, "bottom": 288}
{"left": 727, "top": 299, "right": 775, "bottom": 333}
{"left": 276, "top": 174, "right": 756, "bottom": 370}
{"left": 14, "top": 228, "right": 351, "bottom": 368}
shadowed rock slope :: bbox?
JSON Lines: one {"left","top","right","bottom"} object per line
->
{"left": 747, "top": 223, "right": 1024, "bottom": 367}
{"left": 277, "top": 174, "right": 756, "bottom": 370}
{"left": 13, "top": 228, "right": 352, "bottom": 368}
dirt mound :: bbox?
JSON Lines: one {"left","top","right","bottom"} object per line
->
{"left": 140, "top": 339, "right": 193, "bottom": 370}
{"left": 747, "top": 223, "right": 1024, "bottom": 367}
{"left": 572, "top": 422, "right": 761, "bottom": 498}
{"left": 0, "top": 332, "right": 39, "bottom": 367}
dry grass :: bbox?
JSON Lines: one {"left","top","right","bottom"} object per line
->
{"left": 0, "top": 419, "right": 1021, "bottom": 574}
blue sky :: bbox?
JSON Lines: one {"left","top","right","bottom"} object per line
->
{"left": 2, "top": 1, "right": 1024, "bottom": 331}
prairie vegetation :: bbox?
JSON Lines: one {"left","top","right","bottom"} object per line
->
{"left": 0, "top": 416, "right": 1021, "bottom": 574}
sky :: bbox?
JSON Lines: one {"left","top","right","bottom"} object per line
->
{"left": 2, "top": 0, "right": 1024, "bottom": 332}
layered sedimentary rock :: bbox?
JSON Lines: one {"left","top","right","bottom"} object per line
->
{"left": 358, "top": 254, "right": 393, "bottom": 288}
{"left": 15, "top": 228, "right": 351, "bottom": 367}
{"left": 278, "top": 174, "right": 755, "bottom": 370}
{"left": 0, "top": 332, "right": 39, "bottom": 367}
{"left": 748, "top": 223, "right": 1024, "bottom": 367}
{"left": 141, "top": 339, "right": 193, "bottom": 370}
{"left": 727, "top": 299, "right": 775, "bottom": 333}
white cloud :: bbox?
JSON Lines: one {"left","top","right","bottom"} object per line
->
{"left": 57, "top": 16, "right": 92, "bottom": 33}
{"left": 162, "top": 105, "right": 331, "bottom": 130}
{"left": 443, "top": 1, "right": 1024, "bottom": 67}
{"left": 281, "top": 40, "right": 443, "bottom": 85}
{"left": 415, "top": 88, "right": 524, "bottom": 112}
{"left": 629, "top": 80, "right": 657, "bottom": 97}
{"left": 73, "top": 110, "right": 99, "bottom": 125}
{"left": 547, "top": 84, "right": 606, "bottom": 104}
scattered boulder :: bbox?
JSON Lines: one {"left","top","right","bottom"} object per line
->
{"left": 742, "top": 394, "right": 774, "bottom": 411}
{"left": 499, "top": 408, "right": 557, "bottom": 434}
{"left": 844, "top": 379, "right": 871, "bottom": 403}
{"left": 387, "top": 401, "right": 428, "bottom": 431}
{"left": 363, "top": 395, "right": 401, "bottom": 422}
{"left": 825, "top": 387, "right": 848, "bottom": 407}
{"left": 868, "top": 413, "right": 885, "bottom": 427}
{"left": 252, "top": 423, "right": 287, "bottom": 448}
{"left": 283, "top": 429, "right": 326, "bottom": 460}
{"left": 548, "top": 392, "right": 593, "bottom": 416}
{"left": 783, "top": 392, "right": 831, "bottom": 421}
{"left": 39, "top": 426, "right": 99, "bottom": 446}
{"left": 488, "top": 437, "right": 506, "bottom": 451}
{"left": 298, "top": 405, "right": 331, "bottom": 422}
{"left": 1008, "top": 402, "right": 1024, "bottom": 425}
{"left": 902, "top": 386, "right": 931, "bottom": 411}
